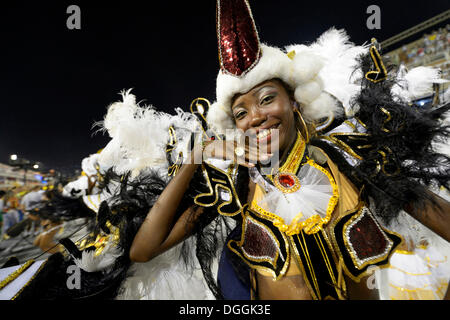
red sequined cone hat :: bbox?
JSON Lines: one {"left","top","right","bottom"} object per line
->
{"left": 216, "top": 0, "right": 261, "bottom": 77}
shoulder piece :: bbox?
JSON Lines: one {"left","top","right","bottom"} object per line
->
{"left": 227, "top": 205, "right": 290, "bottom": 281}
{"left": 331, "top": 203, "right": 403, "bottom": 282}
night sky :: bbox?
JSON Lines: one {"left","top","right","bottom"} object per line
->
{"left": 0, "top": 1, "right": 448, "bottom": 174}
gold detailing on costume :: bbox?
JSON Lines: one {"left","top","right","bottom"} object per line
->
{"left": 342, "top": 206, "right": 394, "bottom": 270}
{"left": 86, "top": 194, "right": 101, "bottom": 212}
{"left": 272, "top": 173, "right": 301, "bottom": 193}
{"left": 227, "top": 206, "right": 291, "bottom": 281}
{"left": 380, "top": 107, "right": 392, "bottom": 133}
{"left": 287, "top": 50, "right": 296, "bottom": 60}
{"left": 395, "top": 249, "right": 415, "bottom": 255}
{"left": 314, "top": 115, "right": 335, "bottom": 133}
{"left": 389, "top": 281, "right": 448, "bottom": 300}
{"left": 319, "top": 132, "right": 371, "bottom": 161}
{"left": 267, "top": 131, "right": 306, "bottom": 193}
{"left": 365, "top": 39, "right": 388, "bottom": 83}
{"left": 355, "top": 117, "right": 368, "bottom": 129}
{"left": 287, "top": 237, "right": 318, "bottom": 299}
{"left": 166, "top": 126, "right": 183, "bottom": 177}
{"left": 344, "top": 120, "right": 357, "bottom": 131}
{"left": 425, "top": 255, "right": 448, "bottom": 269}
{"left": 336, "top": 257, "right": 347, "bottom": 300}
{"left": 75, "top": 221, "right": 121, "bottom": 257}
{"left": 378, "top": 147, "right": 400, "bottom": 176}
{"left": 194, "top": 162, "right": 242, "bottom": 216}
{"left": 288, "top": 229, "right": 347, "bottom": 300}
{"left": 275, "top": 130, "right": 306, "bottom": 175}
{"left": 295, "top": 231, "right": 321, "bottom": 299}
{"left": 314, "top": 232, "right": 338, "bottom": 288}
{"left": 11, "top": 260, "right": 48, "bottom": 300}
{"left": 252, "top": 158, "right": 339, "bottom": 236}
{"left": 389, "top": 265, "right": 431, "bottom": 276}
{"left": 190, "top": 97, "right": 221, "bottom": 140}
{"left": 0, "top": 260, "right": 35, "bottom": 290}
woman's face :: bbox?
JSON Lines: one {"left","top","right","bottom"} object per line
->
{"left": 231, "top": 79, "right": 297, "bottom": 155}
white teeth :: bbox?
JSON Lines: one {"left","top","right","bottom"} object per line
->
{"left": 257, "top": 128, "right": 272, "bottom": 139}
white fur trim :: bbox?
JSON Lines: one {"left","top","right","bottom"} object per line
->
{"left": 294, "top": 78, "right": 323, "bottom": 105}
{"left": 300, "top": 92, "right": 341, "bottom": 121}
{"left": 215, "top": 44, "right": 292, "bottom": 112}
{"left": 289, "top": 51, "right": 325, "bottom": 84}
{"left": 208, "top": 28, "right": 369, "bottom": 131}
{"left": 205, "top": 102, "right": 235, "bottom": 134}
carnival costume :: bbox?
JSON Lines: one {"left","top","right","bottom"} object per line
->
{"left": 0, "top": 94, "right": 212, "bottom": 300}
{"left": 187, "top": 0, "right": 450, "bottom": 300}
{"left": 1, "top": 0, "right": 449, "bottom": 300}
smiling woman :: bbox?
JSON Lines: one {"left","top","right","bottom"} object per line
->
{"left": 0, "top": 1, "right": 449, "bottom": 304}
{"left": 128, "top": 0, "right": 450, "bottom": 300}
{"left": 231, "top": 79, "right": 313, "bottom": 163}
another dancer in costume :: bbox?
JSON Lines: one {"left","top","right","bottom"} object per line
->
{"left": 130, "top": 0, "right": 450, "bottom": 300}
{"left": 0, "top": 93, "right": 212, "bottom": 300}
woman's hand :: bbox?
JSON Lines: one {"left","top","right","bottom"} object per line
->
{"left": 201, "top": 139, "right": 272, "bottom": 168}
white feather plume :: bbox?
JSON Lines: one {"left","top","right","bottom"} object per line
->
{"left": 288, "top": 28, "right": 369, "bottom": 116}
{"left": 98, "top": 90, "right": 200, "bottom": 177}
{"left": 115, "top": 242, "right": 212, "bottom": 300}
{"left": 392, "top": 66, "right": 448, "bottom": 102}
{"left": 209, "top": 28, "right": 369, "bottom": 131}
{"left": 73, "top": 242, "right": 123, "bottom": 273}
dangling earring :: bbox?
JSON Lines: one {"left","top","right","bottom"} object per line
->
{"left": 293, "top": 104, "right": 310, "bottom": 143}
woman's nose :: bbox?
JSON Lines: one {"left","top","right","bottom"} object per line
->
{"left": 249, "top": 106, "right": 266, "bottom": 128}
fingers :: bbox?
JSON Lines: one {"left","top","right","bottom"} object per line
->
{"left": 201, "top": 139, "right": 273, "bottom": 167}
{"left": 233, "top": 141, "right": 272, "bottom": 167}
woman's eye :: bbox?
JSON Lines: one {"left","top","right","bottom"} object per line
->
{"left": 260, "top": 95, "right": 275, "bottom": 105}
{"left": 234, "top": 110, "right": 247, "bottom": 119}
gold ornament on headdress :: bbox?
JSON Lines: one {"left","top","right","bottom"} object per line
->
{"left": 365, "top": 38, "right": 388, "bottom": 83}
{"left": 190, "top": 98, "right": 218, "bottom": 140}
{"left": 166, "top": 126, "right": 183, "bottom": 177}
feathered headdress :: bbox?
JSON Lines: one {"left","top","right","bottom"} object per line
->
{"left": 207, "top": 0, "right": 368, "bottom": 134}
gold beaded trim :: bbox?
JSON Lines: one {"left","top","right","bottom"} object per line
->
{"left": 273, "top": 173, "right": 301, "bottom": 193}
{"left": 252, "top": 158, "right": 339, "bottom": 236}
{"left": 0, "top": 259, "right": 35, "bottom": 290}
{"left": 279, "top": 131, "right": 306, "bottom": 174}
{"left": 268, "top": 131, "right": 306, "bottom": 193}
{"left": 11, "top": 260, "right": 48, "bottom": 300}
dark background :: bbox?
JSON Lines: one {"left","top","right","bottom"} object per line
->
{"left": 0, "top": 1, "right": 448, "bottom": 174}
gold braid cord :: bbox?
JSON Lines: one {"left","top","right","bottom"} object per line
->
{"left": 0, "top": 260, "right": 35, "bottom": 290}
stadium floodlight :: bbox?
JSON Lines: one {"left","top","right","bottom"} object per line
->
{"left": 33, "top": 164, "right": 39, "bottom": 169}
{"left": 10, "top": 154, "right": 18, "bottom": 161}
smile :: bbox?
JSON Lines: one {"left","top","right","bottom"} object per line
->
{"left": 256, "top": 128, "right": 273, "bottom": 139}
{"left": 255, "top": 124, "right": 280, "bottom": 142}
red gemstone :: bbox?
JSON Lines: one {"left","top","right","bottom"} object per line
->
{"left": 278, "top": 174, "right": 295, "bottom": 188}
{"left": 348, "top": 212, "right": 388, "bottom": 260}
